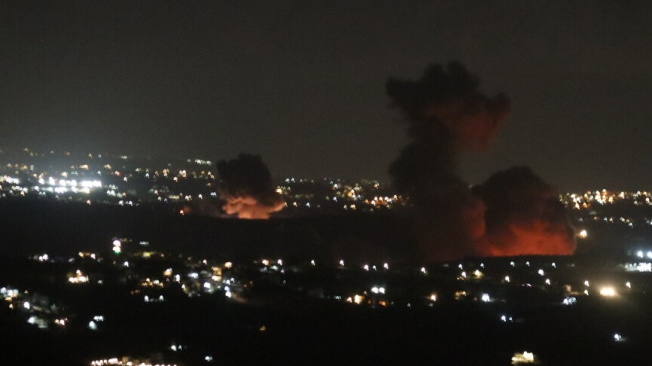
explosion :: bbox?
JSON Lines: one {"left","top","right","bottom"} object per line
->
{"left": 474, "top": 166, "right": 576, "bottom": 256}
{"left": 217, "top": 153, "right": 284, "bottom": 219}
{"left": 387, "top": 62, "right": 574, "bottom": 261}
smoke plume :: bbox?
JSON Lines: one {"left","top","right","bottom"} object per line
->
{"left": 474, "top": 167, "right": 576, "bottom": 256}
{"left": 387, "top": 62, "right": 574, "bottom": 260}
{"left": 217, "top": 153, "right": 285, "bottom": 219}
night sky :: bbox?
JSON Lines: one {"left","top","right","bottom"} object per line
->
{"left": 1, "top": 1, "right": 651, "bottom": 190}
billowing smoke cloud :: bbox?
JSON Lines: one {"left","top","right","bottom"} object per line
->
{"left": 217, "top": 154, "right": 284, "bottom": 219}
{"left": 387, "top": 62, "right": 574, "bottom": 261}
{"left": 474, "top": 167, "right": 576, "bottom": 256}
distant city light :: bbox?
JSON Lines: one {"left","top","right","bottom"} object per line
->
{"left": 562, "top": 296, "right": 577, "bottom": 305}
{"left": 511, "top": 351, "right": 536, "bottom": 364}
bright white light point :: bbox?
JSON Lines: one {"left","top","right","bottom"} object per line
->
{"left": 339, "top": 260, "right": 344, "bottom": 266}
{"left": 363, "top": 264, "right": 369, "bottom": 271}
{"left": 112, "top": 240, "right": 120, "bottom": 247}
{"left": 510, "top": 261, "right": 515, "bottom": 267}
{"left": 461, "top": 271, "right": 467, "bottom": 278}
{"left": 458, "top": 264, "right": 463, "bottom": 269}
{"left": 429, "top": 294, "right": 437, "bottom": 301}
{"left": 205, "top": 356, "right": 214, "bottom": 362}
{"left": 23, "top": 301, "right": 30, "bottom": 310}
{"left": 538, "top": 269, "right": 544, "bottom": 276}
{"left": 626, "top": 281, "right": 631, "bottom": 288}
{"left": 504, "top": 276, "right": 510, "bottom": 282}
{"left": 480, "top": 263, "right": 484, "bottom": 268}
{"left": 647, "top": 251, "right": 652, "bottom": 259}
{"left": 88, "top": 321, "right": 97, "bottom": 330}
{"left": 371, "top": 287, "right": 379, "bottom": 294}
{"left": 526, "top": 261, "right": 530, "bottom": 266}
{"left": 562, "top": 296, "right": 577, "bottom": 305}
{"left": 578, "top": 229, "right": 588, "bottom": 238}
{"left": 421, "top": 267, "right": 427, "bottom": 274}
{"left": 277, "top": 259, "right": 283, "bottom": 266}
{"left": 552, "top": 262, "right": 556, "bottom": 268}
{"left": 481, "top": 294, "right": 491, "bottom": 302}
{"left": 383, "top": 263, "right": 389, "bottom": 270}
{"left": 600, "top": 287, "right": 616, "bottom": 297}
{"left": 379, "top": 287, "right": 385, "bottom": 294}
{"left": 500, "top": 315, "right": 506, "bottom": 322}
{"left": 584, "top": 280, "right": 590, "bottom": 287}
{"left": 614, "top": 333, "right": 625, "bottom": 342}
{"left": 637, "top": 251, "right": 644, "bottom": 258}
{"left": 545, "top": 279, "right": 551, "bottom": 285}
{"left": 225, "top": 291, "right": 232, "bottom": 298}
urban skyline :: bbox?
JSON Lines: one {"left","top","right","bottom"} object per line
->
{"left": 2, "top": 1, "right": 652, "bottom": 189}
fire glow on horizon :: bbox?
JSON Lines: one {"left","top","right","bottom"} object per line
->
{"left": 387, "top": 62, "right": 576, "bottom": 261}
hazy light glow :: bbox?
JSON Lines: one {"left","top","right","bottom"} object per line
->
{"left": 599, "top": 287, "right": 616, "bottom": 297}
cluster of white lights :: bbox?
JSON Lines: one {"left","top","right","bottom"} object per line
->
{"left": 90, "top": 358, "right": 178, "bottom": 366}
{"left": 1, "top": 176, "right": 20, "bottom": 184}
{"left": 562, "top": 296, "right": 577, "bottom": 305}
{"left": 624, "top": 262, "right": 652, "bottom": 272}
{"left": 68, "top": 270, "right": 89, "bottom": 284}
{"left": 636, "top": 251, "right": 652, "bottom": 259}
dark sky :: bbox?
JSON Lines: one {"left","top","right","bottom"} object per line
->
{"left": 1, "top": 1, "right": 651, "bottom": 191}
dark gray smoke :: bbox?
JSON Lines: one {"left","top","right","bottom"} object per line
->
{"left": 217, "top": 153, "right": 284, "bottom": 219}
{"left": 386, "top": 62, "right": 510, "bottom": 261}
{"left": 473, "top": 166, "right": 576, "bottom": 256}
{"left": 387, "top": 62, "right": 575, "bottom": 261}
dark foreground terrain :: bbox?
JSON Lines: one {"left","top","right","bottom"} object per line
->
{"left": 2, "top": 199, "right": 652, "bottom": 365}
